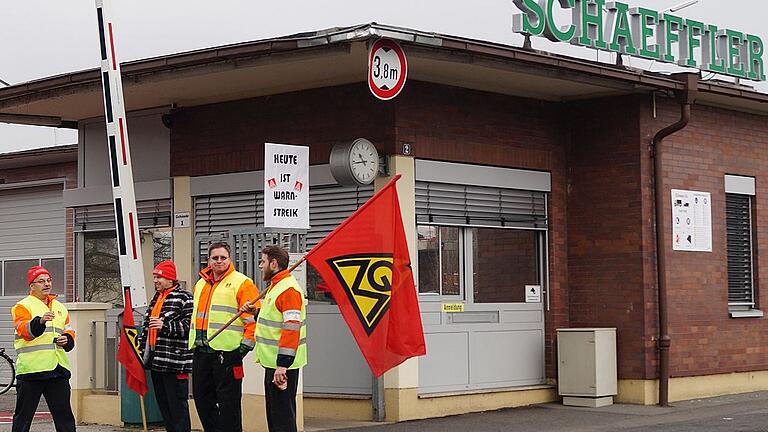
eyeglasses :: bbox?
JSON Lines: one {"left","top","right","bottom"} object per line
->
{"left": 33, "top": 278, "right": 53, "bottom": 284}
{"left": 209, "top": 256, "right": 229, "bottom": 262}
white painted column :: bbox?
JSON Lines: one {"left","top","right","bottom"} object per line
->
{"left": 374, "top": 156, "right": 420, "bottom": 392}
{"left": 172, "top": 176, "right": 194, "bottom": 290}
{"left": 141, "top": 231, "right": 155, "bottom": 303}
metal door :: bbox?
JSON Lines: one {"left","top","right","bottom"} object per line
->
{"left": 417, "top": 226, "right": 548, "bottom": 394}
{"left": 413, "top": 160, "right": 550, "bottom": 395}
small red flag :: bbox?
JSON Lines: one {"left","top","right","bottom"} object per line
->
{"left": 306, "top": 175, "right": 426, "bottom": 376}
{"left": 117, "top": 288, "right": 148, "bottom": 395}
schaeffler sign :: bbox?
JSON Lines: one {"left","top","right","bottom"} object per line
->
{"left": 512, "top": 0, "right": 766, "bottom": 81}
{"left": 368, "top": 38, "right": 408, "bottom": 100}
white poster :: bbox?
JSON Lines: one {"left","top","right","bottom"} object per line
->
{"left": 264, "top": 143, "right": 310, "bottom": 229}
{"left": 671, "top": 189, "right": 712, "bottom": 252}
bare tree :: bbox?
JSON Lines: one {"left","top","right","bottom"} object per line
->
{"left": 83, "top": 234, "right": 122, "bottom": 306}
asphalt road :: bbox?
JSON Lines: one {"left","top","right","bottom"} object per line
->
{"left": 337, "top": 392, "right": 768, "bottom": 432}
{"left": 0, "top": 388, "right": 48, "bottom": 413}
{"left": 0, "top": 390, "right": 765, "bottom": 431}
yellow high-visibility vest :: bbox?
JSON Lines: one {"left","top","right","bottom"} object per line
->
{"left": 13, "top": 295, "right": 71, "bottom": 376}
{"left": 255, "top": 274, "right": 307, "bottom": 369}
{"left": 188, "top": 270, "right": 250, "bottom": 351}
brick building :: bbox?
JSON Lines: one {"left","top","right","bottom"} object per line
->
{"left": 0, "top": 23, "right": 767, "bottom": 429}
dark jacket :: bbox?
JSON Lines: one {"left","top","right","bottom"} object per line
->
{"left": 137, "top": 286, "right": 193, "bottom": 373}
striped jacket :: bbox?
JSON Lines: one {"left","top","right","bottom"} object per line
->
{"left": 137, "top": 287, "right": 193, "bottom": 373}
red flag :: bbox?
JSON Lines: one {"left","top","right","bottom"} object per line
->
{"left": 306, "top": 175, "right": 426, "bottom": 376}
{"left": 117, "top": 288, "right": 148, "bottom": 395}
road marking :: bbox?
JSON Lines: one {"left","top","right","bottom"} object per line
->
{"left": 0, "top": 411, "right": 51, "bottom": 424}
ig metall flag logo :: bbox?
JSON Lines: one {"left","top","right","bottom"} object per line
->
{"left": 327, "top": 254, "right": 393, "bottom": 335}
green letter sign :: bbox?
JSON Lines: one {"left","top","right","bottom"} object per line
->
{"left": 544, "top": 0, "right": 576, "bottom": 42}
{"left": 631, "top": 7, "right": 660, "bottom": 60}
{"left": 512, "top": 0, "right": 546, "bottom": 36}
{"left": 510, "top": 0, "right": 767, "bottom": 81}
{"left": 607, "top": 2, "right": 636, "bottom": 54}
{"left": 575, "top": 0, "right": 608, "bottom": 49}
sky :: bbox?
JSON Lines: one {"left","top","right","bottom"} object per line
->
{"left": 1, "top": 0, "right": 765, "bottom": 153}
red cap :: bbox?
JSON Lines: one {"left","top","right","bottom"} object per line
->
{"left": 152, "top": 260, "right": 177, "bottom": 280}
{"left": 27, "top": 266, "right": 51, "bottom": 285}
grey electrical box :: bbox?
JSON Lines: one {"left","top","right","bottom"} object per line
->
{"left": 557, "top": 328, "right": 617, "bottom": 407}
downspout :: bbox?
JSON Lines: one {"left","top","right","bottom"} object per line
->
{"left": 651, "top": 72, "right": 697, "bottom": 407}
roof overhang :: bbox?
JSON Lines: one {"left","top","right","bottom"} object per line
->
{"left": 0, "top": 144, "right": 77, "bottom": 170}
{"left": 0, "top": 23, "right": 766, "bottom": 125}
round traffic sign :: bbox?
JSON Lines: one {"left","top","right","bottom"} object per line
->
{"left": 368, "top": 38, "right": 407, "bottom": 100}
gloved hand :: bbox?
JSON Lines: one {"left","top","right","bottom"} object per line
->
{"left": 237, "top": 343, "right": 253, "bottom": 358}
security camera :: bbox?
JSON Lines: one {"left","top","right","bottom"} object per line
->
{"left": 161, "top": 113, "right": 174, "bottom": 129}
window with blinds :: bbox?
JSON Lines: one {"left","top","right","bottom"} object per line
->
{"left": 415, "top": 181, "right": 547, "bottom": 229}
{"left": 307, "top": 185, "right": 374, "bottom": 249}
{"left": 193, "top": 186, "right": 373, "bottom": 250}
{"left": 194, "top": 192, "right": 263, "bottom": 235}
{"left": 193, "top": 192, "right": 262, "bottom": 274}
{"left": 726, "top": 193, "right": 755, "bottom": 308}
{"left": 192, "top": 185, "right": 372, "bottom": 300}
{"left": 74, "top": 200, "right": 172, "bottom": 232}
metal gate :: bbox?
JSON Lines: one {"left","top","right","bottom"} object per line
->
{"left": 192, "top": 184, "right": 375, "bottom": 396}
{"left": 194, "top": 229, "right": 306, "bottom": 289}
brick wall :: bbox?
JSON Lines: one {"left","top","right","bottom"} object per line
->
{"left": 170, "top": 83, "right": 394, "bottom": 177}
{"left": 643, "top": 98, "right": 768, "bottom": 377}
{"left": 569, "top": 93, "right": 768, "bottom": 380}
{"left": 0, "top": 159, "right": 78, "bottom": 301}
{"left": 566, "top": 95, "right": 655, "bottom": 379}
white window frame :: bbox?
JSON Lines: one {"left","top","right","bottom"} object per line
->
{"left": 417, "top": 224, "right": 547, "bottom": 306}
{"left": 417, "top": 225, "right": 464, "bottom": 302}
{"left": 725, "top": 175, "right": 763, "bottom": 318}
{"left": 0, "top": 256, "right": 64, "bottom": 297}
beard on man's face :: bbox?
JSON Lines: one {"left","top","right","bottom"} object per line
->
{"left": 262, "top": 266, "right": 274, "bottom": 281}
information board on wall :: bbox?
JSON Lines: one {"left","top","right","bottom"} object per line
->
{"left": 264, "top": 143, "right": 310, "bottom": 229}
{"left": 671, "top": 189, "right": 712, "bottom": 252}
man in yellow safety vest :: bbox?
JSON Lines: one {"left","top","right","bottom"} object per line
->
{"left": 189, "top": 242, "right": 258, "bottom": 432}
{"left": 11, "top": 265, "right": 76, "bottom": 432}
{"left": 243, "top": 245, "right": 307, "bottom": 432}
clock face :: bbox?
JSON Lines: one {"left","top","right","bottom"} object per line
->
{"left": 349, "top": 139, "right": 378, "bottom": 184}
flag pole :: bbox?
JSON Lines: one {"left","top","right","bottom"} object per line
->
{"left": 207, "top": 255, "right": 307, "bottom": 342}
{"left": 139, "top": 395, "right": 148, "bottom": 432}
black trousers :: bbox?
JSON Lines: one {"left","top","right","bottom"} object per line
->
{"left": 263, "top": 368, "right": 300, "bottom": 432}
{"left": 192, "top": 350, "right": 243, "bottom": 432}
{"left": 12, "top": 377, "right": 75, "bottom": 432}
{"left": 151, "top": 370, "right": 191, "bottom": 432}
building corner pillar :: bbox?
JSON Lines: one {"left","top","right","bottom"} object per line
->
{"left": 374, "top": 155, "right": 420, "bottom": 421}
{"left": 172, "top": 176, "right": 194, "bottom": 291}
